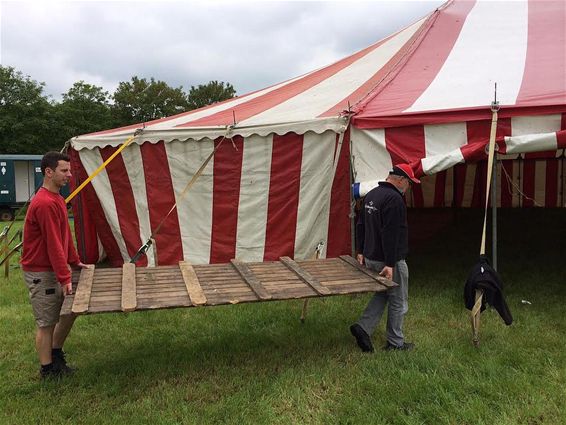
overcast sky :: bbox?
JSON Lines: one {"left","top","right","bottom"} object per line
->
{"left": 1, "top": 0, "right": 444, "bottom": 101}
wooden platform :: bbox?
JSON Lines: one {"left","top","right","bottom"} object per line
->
{"left": 61, "top": 255, "right": 396, "bottom": 316}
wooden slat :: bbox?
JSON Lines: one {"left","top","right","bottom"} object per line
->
{"left": 121, "top": 263, "right": 137, "bottom": 312}
{"left": 279, "top": 256, "right": 331, "bottom": 295}
{"left": 179, "top": 261, "right": 207, "bottom": 306}
{"left": 338, "top": 255, "right": 397, "bottom": 288}
{"left": 230, "top": 259, "right": 272, "bottom": 300}
{"left": 71, "top": 265, "right": 95, "bottom": 314}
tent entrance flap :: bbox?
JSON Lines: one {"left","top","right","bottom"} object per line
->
{"left": 60, "top": 256, "right": 395, "bottom": 316}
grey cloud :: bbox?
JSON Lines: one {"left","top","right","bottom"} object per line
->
{"left": 1, "top": 1, "right": 443, "bottom": 100}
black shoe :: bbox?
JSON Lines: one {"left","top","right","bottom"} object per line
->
{"left": 350, "top": 324, "right": 374, "bottom": 353}
{"left": 40, "top": 364, "right": 62, "bottom": 380}
{"left": 384, "top": 341, "right": 414, "bottom": 351}
{"left": 52, "top": 350, "right": 76, "bottom": 375}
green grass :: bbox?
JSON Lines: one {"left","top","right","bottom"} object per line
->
{"left": 1, "top": 210, "right": 565, "bottom": 424}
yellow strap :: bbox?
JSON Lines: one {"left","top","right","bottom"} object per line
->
{"left": 65, "top": 133, "right": 139, "bottom": 204}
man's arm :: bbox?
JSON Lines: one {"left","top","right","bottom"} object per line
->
{"left": 37, "top": 204, "right": 73, "bottom": 289}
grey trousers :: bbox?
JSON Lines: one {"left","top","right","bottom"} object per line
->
{"left": 356, "top": 259, "right": 409, "bottom": 347}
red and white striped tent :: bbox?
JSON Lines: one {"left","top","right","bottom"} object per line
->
{"left": 69, "top": 0, "right": 566, "bottom": 266}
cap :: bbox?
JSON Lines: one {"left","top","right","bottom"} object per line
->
{"left": 390, "top": 164, "right": 420, "bottom": 184}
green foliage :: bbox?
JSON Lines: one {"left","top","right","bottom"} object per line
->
{"left": 111, "top": 76, "right": 190, "bottom": 126}
{"left": 0, "top": 66, "right": 54, "bottom": 154}
{"left": 188, "top": 80, "right": 237, "bottom": 110}
{"left": 52, "top": 81, "right": 113, "bottom": 145}
{"left": 0, "top": 65, "right": 237, "bottom": 154}
{"left": 0, "top": 210, "right": 565, "bottom": 424}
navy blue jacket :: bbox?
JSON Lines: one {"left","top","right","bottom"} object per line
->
{"left": 464, "top": 255, "right": 513, "bottom": 325}
{"left": 356, "top": 181, "right": 408, "bottom": 266}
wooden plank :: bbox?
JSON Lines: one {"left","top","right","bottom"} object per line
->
{"left": 338, "top": 255, "right": 397, "bottom": 287}
{"left": 230, "top": 259, "right": 272, "bottom": 300}
{"left": 71, "top": 265, "right": 95, "bottom": 314}
{"left": 179, "top": 261, "right": 207, "bottom": 306}
{"left": 279, "top": 256, "right": 331, "bottom": 295}
{"left": 121, "top": 263, "right": 137, "bottom": 312}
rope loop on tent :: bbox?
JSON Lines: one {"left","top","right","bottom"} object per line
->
{"left": 130, "top": 125, "right": 235, "bottom": 264}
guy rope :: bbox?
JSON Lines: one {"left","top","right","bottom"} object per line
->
{"left": 471, "top": 86, "right": 500, "bottom": 346}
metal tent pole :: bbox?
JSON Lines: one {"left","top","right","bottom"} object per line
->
{"left": 491, "top": 156, "right": 498, "bottom": 271}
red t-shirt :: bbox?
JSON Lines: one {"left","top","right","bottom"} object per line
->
{"left": 20, "top": 187, "right": 80, "bottom": 286}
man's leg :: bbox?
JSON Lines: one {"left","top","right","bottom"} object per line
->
{"left": 385, "top": 260, "right": 409, "bottom": 347}
{"left": 36, "top": 325, "right": 55, "bottom": 365}
{"left": 357, "top": 259, "right": 388, "bottom": 336}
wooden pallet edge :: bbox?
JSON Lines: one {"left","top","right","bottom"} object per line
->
{"left": 121, "top": 263, "right": 137, "bottom": 312}
{"left": 338, "top": 255, "right": 398, "bottom": 287}
{"left": 179, "top": 261, "right": 207, "bottom": 306}
{"left": 230, "top": 259, "right": 272, "bottom": 300}
{"left": 71, "top": 265, "right": 96, "bottom": 314}
{"left": 279, "top": 256, "right": 331, "bottom": 295}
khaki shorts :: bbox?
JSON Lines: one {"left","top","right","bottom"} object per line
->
{"left": 23, "top": 271, "right": 64, "bottom": 328}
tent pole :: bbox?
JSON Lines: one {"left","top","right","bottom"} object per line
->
{"left": 491, "top": 156, "right": 498, "bottom": 271}
{"left": 349, "top": 136, "right": 356, "bottom": 257}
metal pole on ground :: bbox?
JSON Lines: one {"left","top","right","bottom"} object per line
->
{"left": 491, "top": 156, "right": 498, "bottom": 271}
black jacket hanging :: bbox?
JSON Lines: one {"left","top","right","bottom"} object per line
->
{"left": 464, "top": 255, "right": 513, "bottom": 326}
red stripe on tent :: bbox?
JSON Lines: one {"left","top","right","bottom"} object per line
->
{"left": 500, "top": 160, "right": 514, "bottom": 208}
{"left": 384, "top": 125, "right": 426, "bottom": 165}
{"left": 263, "top": 133, "right": 303, "bottom": 260}
{"left": 178, "top": 41, "right": 390, "bottom": 128}
{"left": 556, "top": 130, "right": 566, "bottom": 149}
{"left": 516, "top": 0, "right": 566, "bottom": 106}
{"left": 71, "top": 152, "right": 123, "bottom": 266}
{"left": 522, "top": 160, "right": 536, "bottom": 207}
{"left": 210, "top": 136, "right": 244, "bottom": 263}
{"left": 140, "top": 142, "right": 183, "bottom": 265}
{"left": 355, "top": 0, "right": 476, "bottom": 119}
{"left": 434, "top": 171, "right": 447, "bottom": 207}
{"left": 453, "top": 164, "right": 467, "bottom": 208}
{"left": 68, "top": 150, "right": 99, "bottom": 263}
{"left": 463, "top": 118, "right": 511, "bottom": 162}
{"left": 524, "top": 150, "right": 558, "bottom": 160}
{"left": 99, "top": 147, "right": 147, "bottom": 266}
{"left": 545, "top": 159, "right": 559, "bottom": 207}
{"left": 411, "top": 185, "right": 425, "bottom": 208}
{"left": 327, "top": 130, "right": 352, "bottom": 257}
{"left": 354, "top": 105, "right": 566, "bottom": 129}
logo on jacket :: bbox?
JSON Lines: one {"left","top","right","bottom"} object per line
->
{"left": 365, "top": 201, "right": 377, "bottom": 215}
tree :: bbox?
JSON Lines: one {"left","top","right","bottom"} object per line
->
{"left": 0, "top": 66, "right": 53, "bottom": 154}
{"left": 111, "top": 77, "right": 190, "bottom": 126}
{"left": 52, "top": 81, "right": 113, "bottom": 143}
{"left": 187, "top": 80, "right": 236, "bottom": 110}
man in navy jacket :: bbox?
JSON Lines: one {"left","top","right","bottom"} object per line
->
{"left": 350, "top": 164, "right": 420, "bottom": 352}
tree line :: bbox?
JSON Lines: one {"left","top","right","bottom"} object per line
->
{"left": 0, "top": 65, "right": 236, "bottom": 154}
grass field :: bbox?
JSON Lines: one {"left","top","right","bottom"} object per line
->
{"left": 0, "top": 209, "right": 564, "bottom": 424}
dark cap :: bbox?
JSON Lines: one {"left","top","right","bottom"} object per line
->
{"left": 389, "top": 164, "right": 420, "bottom": 184}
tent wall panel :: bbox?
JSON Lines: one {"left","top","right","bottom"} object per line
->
{"left": 72, "top": 131, "right": 351, "bottom": 266}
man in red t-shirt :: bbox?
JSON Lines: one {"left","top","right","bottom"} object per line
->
{"left": 21, "top": 151, "right": 88, "bottom": 379}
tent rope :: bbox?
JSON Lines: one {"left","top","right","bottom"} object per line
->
{"left": 130, "top": 126, "right": 235, "bottom": 264}
{"left": 499, "top": 159, "right": 543, "bottom": 207}
{"left": 472, "top": 85, "right": 500, "bottom": 346}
